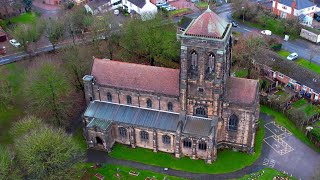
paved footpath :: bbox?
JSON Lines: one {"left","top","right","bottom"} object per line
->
{"left": 87, "top": 113, "right": 320, "bottom": 180}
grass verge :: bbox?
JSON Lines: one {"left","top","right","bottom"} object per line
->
{"left": 85, "top": 163, "right": 185, "bottom": 180}
{"left": 169, "top": 8, "right": 193, "bottom": 16}
{"left": 260, "top": 105, "right": 319, "bottom": 152}
{"left": 109, "top": 120, "right": 264, "bottom": 174}
{"left": 7, "top": 12, "right": 39, "bottom": 24}
{"left": 276, "top": 50, "right": 320, "bottom": 74}
{"left": 296, "top": 59, "right": 320, "bottom": 74}
{"left": 237, "top": 168, "right": 297, "bottom": 180}
{"left": 195, "top": 2, "right": 208, "bottom": 9}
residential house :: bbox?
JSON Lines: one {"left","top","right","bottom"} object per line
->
{"left": 256, "top": 51, "right": 320, "bottom": 102}
{"left": 272, "top": 0, "right": 317, "bottom": 26}
{"left": 44, "top": 0, "right": 62, "bottom": 5}
{"left": 122, "top": 0, "right": 157, "bottom": 18}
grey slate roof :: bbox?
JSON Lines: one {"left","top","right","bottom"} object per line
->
{"left": 278, "top": 0, "right": 315, "bottom": 10}
{"left": 87, "top": 118, "right": 112, "bottom": 130}
{"left": 182, "top": 116, "right": 213, "bottom": 137}
{"left": 129, "top": 0, "right": 146, "bottom": 8}
{"left": 84, "top": 101, "right": 180, "bottom": 132}
{"left": 256, "top": 51, "right": 320, "bottom": 92}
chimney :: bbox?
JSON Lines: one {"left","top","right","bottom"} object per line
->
{"left": 291, "top": 0, "right": 296, "bottom": 16}
{"left": 273, "top": 0, "right": 279, "bottom": 15}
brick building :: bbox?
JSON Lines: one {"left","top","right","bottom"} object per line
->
{"left": 272, "top": 0, "right": 317, "bottom": 25}
{"left": 82, "top": 8, "right": 260, "bottom": 163}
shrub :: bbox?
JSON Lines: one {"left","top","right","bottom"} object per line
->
{"left": 271, "top": 43, "right": 282, "bottom": 51}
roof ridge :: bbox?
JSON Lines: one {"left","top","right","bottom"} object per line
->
{"left": 93, "top": 58, "right": 179, "bottom": 71}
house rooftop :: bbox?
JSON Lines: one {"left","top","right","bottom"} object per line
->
{"left": 256, "top": 51, "right": 320, "bottom": 92}
{"left": 278, "top": 0, "right": 315, "bottom": 10}
{"left": 91, "top": 58, "right": 180, "bottom": 97}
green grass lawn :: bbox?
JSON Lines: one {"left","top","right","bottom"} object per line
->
{"left": 237, "top": 168, "right": 297, "bottom": 180}
{"left": 291, "top": 99, "right": 307, "bottom": 108}
{"left": 7, "top": 12, "right": 39, "bottom": 24}
{"left": 110, "top": 120, "right": 264, "bottom": 174}
{"left": 195, "top": 2, "right": 208, "bottom": 9}
{"left": 260, "top": 105, "right": 319, "bottom": 152}
{"left": 235, "top": 69, "right": 248, "bottom": 78}
{"left": 85, "top": 163, "right": 185, "bottom": 180}
{"left": 72, "top": 128, "right": 87, "bottom": 151}
{"left": 169, "top": 8, "right": 192, "bottom": 16}
{"left": 314, "top": 121, "right": 320, "bottom": 127}
{"left": 296, "top": 59, "right": 320, "bottom": 74}
{"left": 303, "top": 104, "right": 320, "bottom": 117}
{"left": 277, "top": 50, "right": 291, "bottom": 58}
{"left": 276, "top": 50, "right": 320, "bottom": 75}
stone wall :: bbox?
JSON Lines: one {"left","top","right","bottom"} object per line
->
{"left": 91, "top": 85, "right": 180, "bottom": 113}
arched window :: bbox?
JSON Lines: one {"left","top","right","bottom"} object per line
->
{"left": 183, "top": 138, "right": 192, "bottom": 148}
{"left": 119, "top": 127, "right": 127, "bottom": 137}
{"left": 229, "top": 114, "right": 239, "bottom": 131}
{"left": 198, "top": 141, "right": 207, "bottom": 150}
{"left": 208, "top": 54, "right": 215, "bottom": 73}
{"left": 140, "top": 131, "right": 149, "bottom": 141}
{"left": 167, "top": 102, "right": 173, "bottom": 111}
{"left": 147, "top": 99, "right": 152, "bottom": 108}
{"left": 162, "top": 135, "right": 171, "bottom": 144}
{"left": 191, "top": 51, "right": 198, "bottom": 70}
{"left": 127, "top": 95, "right": 132, "bottom": 105}
{"left": 195, "top": 107, "right": 206, "bottom": 117}
{"left": 107, "top": 92, "right": 112, "bottom": 102}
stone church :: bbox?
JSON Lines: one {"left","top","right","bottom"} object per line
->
{"left": 82, "top": 8, "right": 260, "bottom": 163}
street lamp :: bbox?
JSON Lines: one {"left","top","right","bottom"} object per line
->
{"left": 242, "top": 6, "right": 244, "bottom": 22}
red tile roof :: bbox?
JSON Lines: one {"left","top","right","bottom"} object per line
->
{"left": 91, "top": 58, "right": 180, "bottom": 96}
{"left": 185, "top": 8, "right": 229, "bottom": 38}
{"left": 225, "top": 77, "right": 259, "bottom": 106}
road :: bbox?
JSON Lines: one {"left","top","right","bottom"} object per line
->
{"left": 1, "top": 3, "right": 320, "bottom": 66}
{"left": 177, "top": 3, "right": 320, "bottom": 65}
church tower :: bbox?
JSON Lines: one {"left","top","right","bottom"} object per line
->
{"left": 178, "top": 8, "right": 232, "bottom": 121}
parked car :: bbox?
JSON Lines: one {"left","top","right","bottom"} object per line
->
{"left": 191, "top": 0, "right": 198, "bottom": 2}
{"left": 316, "top": 16, "right": 320, "bottom": 22}
{"left": 287, "top": 52, "right": 298, "bottom": 61}
{"left": 9, "top": 39, "right": 21, "bottom": 47}
{"left": 261, "top": 30, "right": 272, "bottom": 36}
{"left": 156, "top": 2, "right": 168, "bottom": 7}
{"left": 165, "top": 6, "right": 176, "bottom": 11}
{"left": 231, "top": 21, "right": 238, "bottom": 27}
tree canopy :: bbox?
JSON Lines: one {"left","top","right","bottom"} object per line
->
{"left": 14, "top": 125, "right": 84, "bottom": 179}
{"left": 120, "top": 14, "right": 179, "bottom": 66}
{"left": 25, "top": 61, "right": 71, "bottom": 126}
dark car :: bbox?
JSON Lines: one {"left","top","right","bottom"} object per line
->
{"left": 316, "top": 16, "right": 320, "bottom": 22}
{"left": 231, "top": 21, "right": 238, "bottom": 27}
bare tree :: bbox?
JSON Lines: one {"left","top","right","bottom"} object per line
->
{"left": 46, "top": 18, "right": 65, "bottom": 51}
{"left": 309, "top": 45, "right": 319, "bottom": 65}
{"left": 233, "top": 33, "right": 269, "bottom": 78}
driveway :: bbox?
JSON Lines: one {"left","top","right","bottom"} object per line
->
{"left": 86, "top": 113, "right": 320, "bottom": 180}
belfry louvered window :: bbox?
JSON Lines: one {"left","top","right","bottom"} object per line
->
{"left": 191, "top": 51, "right": 198, "bottom": 70}
{"left": 228, "top": 114, "right": 239, "bottom": 131}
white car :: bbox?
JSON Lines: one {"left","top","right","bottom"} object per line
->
{"left": 261, "top": 30, "right": 272, "bottom": 36}
{"left": 287, "top": 53, "right": 298, "bottom": 61}
{"left": 165, "top": 6, "right": 176, "bottom": 11}
{"left": 9, "top": 39, "right": 21, "bottom": 47}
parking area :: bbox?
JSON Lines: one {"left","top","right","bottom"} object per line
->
{"left": 263, "top": 121, "right": 294, "bottom": 156}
